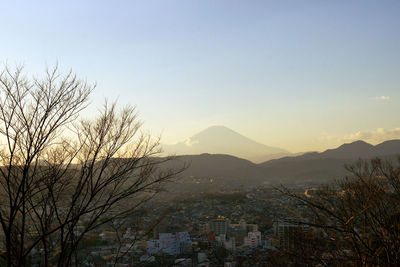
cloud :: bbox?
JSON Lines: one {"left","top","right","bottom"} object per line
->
{"left": 184, "top": 138, "right": 199, "bottom": 147}
{"left": 318, "top": 127, "right": 400, "bottom": 144}
{"left": 342, "top": 128, "right": 400, "bottom": 143}
{"left": 317, "top": 134, "right": 335, "bottom": 141}
{"left": 374, "top": 96, "right": 390, "bottom": 100}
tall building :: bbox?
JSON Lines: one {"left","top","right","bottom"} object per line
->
{"left": 274, "top": 221, "right": 302, "bottom": 250}
{"left": 209, "top": 218, "right": 228, "bottom": 236}
{"left": 243, "top": 231, "right": 262, "bottom": 248}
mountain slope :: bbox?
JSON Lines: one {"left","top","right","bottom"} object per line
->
{"left": 163, "top": 125, "right": 288, "bottom": 163}
{"left": 282, "top": 139, "right": 400, "bottom": 161}
{"left": 255, "top": 139, "right": 400, "bottom": 183}
{"left": 163, "top": 139, "right": 400, "bottom": 189}
{"left": 375, "top": 140, "right": 400, "bottom": 156}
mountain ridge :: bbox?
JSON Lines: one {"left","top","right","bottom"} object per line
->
{"left": 163, "top": 139, "right": 400, "bottom": 189}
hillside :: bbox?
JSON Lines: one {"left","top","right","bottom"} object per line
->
{"left": 163, "top": 140, "right": 400, "bottom": 190}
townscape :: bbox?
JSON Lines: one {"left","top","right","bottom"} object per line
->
{"left": 26, "top": 185, "right": 318, "bottom": 266}
{"left": 1, "top": 1, "right": 399, "bottom": 266}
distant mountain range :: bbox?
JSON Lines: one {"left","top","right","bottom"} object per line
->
{"left": 163, "top": 139, "right": 400, "bottom": 190}
{"left": 301, "top": 140, "right": 400, "bottom": 159}
{"left": 163, "top": 125, "right": 293, "bottom": 163}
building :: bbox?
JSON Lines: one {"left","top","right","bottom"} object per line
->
{"left": 229, "top": 219, "right": 258, "bottom": 232}
{"left": 147, "top": 232, "right": 192, "bottom": 255}
{"left": 207, "top": 217, "right": 260, "bottom": 247}
{"left": 209, "top": 218, "right": 228, "bottom": 236}
{"left": 243, "top": 231, "right": 261, "bottom": 248}
{"left": 147, "top": 239, "right": 160, "bottom": 254}
{"left": 274, "top": 221, "right": 303, "bottom": 249}
{"left": 227, "top": 227, "right": 247, "bottom": 246}
{"left": 159, "top": 233, "right": 178, "bottom": 255}
{"left": 224, "top": 237, "right": 236, "bottom": 251}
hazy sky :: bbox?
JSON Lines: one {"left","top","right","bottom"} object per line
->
{"left": 1, "top": 0, "right": 399, "bottom": 152}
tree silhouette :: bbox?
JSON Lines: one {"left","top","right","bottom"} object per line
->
{"left": 0, "top": 65, "right": 181, "bottom": 266}
{"left": 277, "top": 157, "right": 400, "bottom": 266}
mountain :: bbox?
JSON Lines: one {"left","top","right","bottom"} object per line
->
{"left": 375, "top": 140, "right": 400, "bottom": 155}
{"left": 162, "top": 139, "right": 400, "bottom": 191}
{"left": 296, "top": 139, "right": 400, "bottom": 161}
{"left": 167, "top": 153, "right": 255, "bottom": 178}
{"left": 163, "top": 126, "right": 289, "bottom": 163}
{"left": 321, "top": 140, "right": 376, "bottom": 159}
{"left": 254, "top": 139, "right": 400, "bottom": 183}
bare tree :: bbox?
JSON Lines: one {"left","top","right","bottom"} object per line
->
{"left": 277, "top": 157, "right": 400, "bottom": 266}
{"left": 0, "top": 65, "right": 181, "bottom": 266}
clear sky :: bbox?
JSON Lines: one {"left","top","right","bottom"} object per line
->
{"left": 1, "top": 0, "right": 399, "bottom": 152}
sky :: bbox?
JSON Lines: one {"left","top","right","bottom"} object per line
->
{"left": 0, "top": 0, "right": 399, "bottom": 152}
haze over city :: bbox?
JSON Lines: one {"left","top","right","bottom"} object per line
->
{"left": 1, "top": 0, "right": 399, "bottom": 153}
